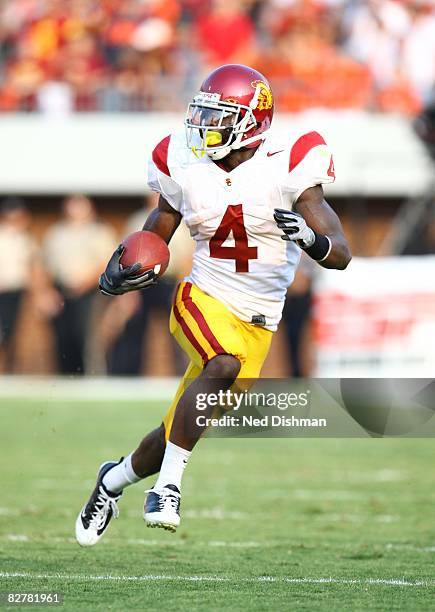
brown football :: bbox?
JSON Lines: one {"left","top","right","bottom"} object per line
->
{"left": 120, "top": 231, "right": 170, "bottom": 276}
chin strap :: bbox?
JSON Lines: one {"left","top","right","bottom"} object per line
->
{"left": 233, "top": 128, "right": 269, "bottom": 150}
{"left": 206, "top": 132, "right": 266, "bottom": 160}
{"left": 206, "top": 146, "right": 233, "bottom": 160}
{"left": 191, "top": 146, "right": 205, "bottom": 158}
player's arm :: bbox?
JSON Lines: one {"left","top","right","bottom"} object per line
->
{"left": 100, "top": 132, "right": 183, "bottom": 296}
{"left": 99, "top": 196, "right": 181, "bottom": 296}
{"left": 294, "top": 185, "right": 351, "bottom": 269}
{"left": 142, "top": 195, "right": 182, "bottom": 242}
{"left": 274, "top": 185, "right": 351, "bottom": 270}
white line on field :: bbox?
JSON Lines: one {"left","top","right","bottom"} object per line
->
{"left": 329, "top": 470, "right": 406, "bottom": 484}
{"left": 2, "top": 534, "right": 265, "bottom": 548}
{"left": 126, "top": 539, "right": 261, "bottom": 548}
{"left": 0, "top": 507, "right": 18, "bottom": 516}
{"left": 0, "top": 376, "right": 179, "bottom": 401}
{"left": 386, "top": 544, "right": 435, "bottom": 553}
{"left": 6, "top": 534, "right": 29, "bottom": 542}
{"left": 314, "top": 513, "right": 399, "bottom": 524}
{"left": 183, "top": 508, "right": 248, "bottom": 520}
{"left": 293, "top": 490, "right": 365, "bottom": 501}
{"left": 0, "top": 572, "right": 433, "bottom": 587}
{"left": 123, "top": 508, "right": 248, "bottom": 520}
{"left": 7, "top": 534, "right": 435, "bottom": 554}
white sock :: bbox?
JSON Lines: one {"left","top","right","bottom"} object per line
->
{"left": 153, "top": 441, "right": 191, "bottom": 492}
{"left": 102, "top": 453, "right": 141, "bottom": 494}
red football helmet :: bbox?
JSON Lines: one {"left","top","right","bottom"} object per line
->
{"left": 185, "top": 64, "right": 274, "bottom": 160}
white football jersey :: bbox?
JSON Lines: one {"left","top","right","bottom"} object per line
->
{"left": 147, "top": 129, "right": 335, "bottom": 331}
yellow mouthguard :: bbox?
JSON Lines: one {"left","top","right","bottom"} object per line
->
{"left": 205, "top": 131, "right": 222, "bottom": 146}
{"left": 192, "top": 131, "right": 223, "bottom": 158}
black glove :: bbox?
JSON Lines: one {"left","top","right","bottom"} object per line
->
{"left": 274, "top": 208, "right": 332, "bottom": 261}
{"left": 99, "top": 245, "right": 157, "bottom": 296}
{"left": 273, "top": 208, "right": 316, "bottom": 247}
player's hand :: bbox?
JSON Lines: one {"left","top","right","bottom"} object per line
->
{"left": 99, "top": 245, "right": 157, "bottom": 296}
{"left": 273, "top": 209, "right": 315, "bottom": 248}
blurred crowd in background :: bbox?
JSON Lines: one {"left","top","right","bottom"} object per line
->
{"left": 0, "top": 194, "right": 318, "bottom": 377}
{"left": 0, "top": 0, "right": 434, "bottom": 115}
{"left": 0, "top": 194, "right": 192, "bottom": 376}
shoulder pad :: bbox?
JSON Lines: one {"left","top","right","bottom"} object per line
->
{"left": 289, "top": 131, "right": 327, "bottom": 173}
{"left": 152, "top": 135, "right": 171, "bottom": 177}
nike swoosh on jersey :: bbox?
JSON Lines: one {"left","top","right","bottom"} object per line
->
{"left": 267, "top": 150, "right": 284, "bottom": 157}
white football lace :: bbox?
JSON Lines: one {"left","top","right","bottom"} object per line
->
{"left": 146, "top": 488, "right": 180, "bottom": 513}
{"left": 89, "top": 486, "right": 119, "bottom": 530}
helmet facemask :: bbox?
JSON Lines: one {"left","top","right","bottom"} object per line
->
{"left": 185, "top": 93, "right": 258, "bottom": 160}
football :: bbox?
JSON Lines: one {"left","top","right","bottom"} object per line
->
{"left": 120, "top": 230, "right": 170, "bottom": 276}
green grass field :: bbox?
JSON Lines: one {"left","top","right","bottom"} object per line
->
{"left": 1, "top": 395, "right": 435, "bottom": 610}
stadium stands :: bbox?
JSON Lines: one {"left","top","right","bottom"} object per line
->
{"left": 0, "top": 0, "right": 433, "bottom": 115}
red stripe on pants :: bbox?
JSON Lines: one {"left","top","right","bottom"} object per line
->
{"left": 173, "top": 301, "right": 209, "bottom": 364}
{"left": 181, "top": 282, "right": 226, "bottom": 355}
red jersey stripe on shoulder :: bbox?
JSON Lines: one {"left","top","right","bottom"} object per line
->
{"left": 152, "top": 135, "right": 171, "bottom": 177}
{"left": 289, "top": 131, "right": 326, "bottom": 173}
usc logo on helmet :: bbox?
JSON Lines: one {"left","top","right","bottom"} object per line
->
{"left": 251, "top": 80, "right": 273, "bottom": 111}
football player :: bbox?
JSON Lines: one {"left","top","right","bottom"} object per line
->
{"left": 75, "top": 64, "right": 351, "bottom": 545}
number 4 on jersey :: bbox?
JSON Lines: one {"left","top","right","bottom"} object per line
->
{"left": 209, "top": 204, "right": 257, "bottom": 273}
{"left": 327, "top": 155, "right": 335, "bottom": 179}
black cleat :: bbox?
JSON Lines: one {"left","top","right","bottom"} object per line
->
{"left": 75, "top": 460, "right": 122, "bottom": 546}
{"left": 144, "top": 484, "right": 181, "bottom": 532}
